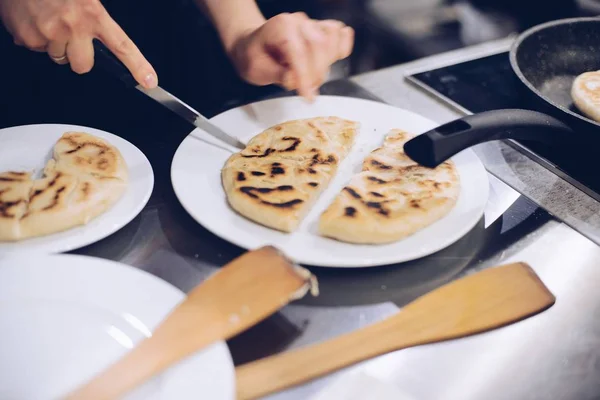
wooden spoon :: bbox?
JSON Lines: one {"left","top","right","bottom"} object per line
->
{"left": 64, "top": 246, "right": 318, "bottom": 400}
{"left": 236, "top": 262, "right": 555, "bottom": 400}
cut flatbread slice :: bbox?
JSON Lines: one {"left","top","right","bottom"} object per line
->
{"left": 53, "top": 131, "right": 128, "bottom": 182}
{"left": 222, "top": 117, "right": 359, "bottom": 232}
{"left": 319, "top": 129, "right": 460, "bottom": 244}
{"left": 572, "top": 70, "right": 600, "bottom": 122}
{"left": 19, "top": 161, "right": 127, "bottom": 240}
{"left": 0, "top": 172, "right": 34, "bottom": 241}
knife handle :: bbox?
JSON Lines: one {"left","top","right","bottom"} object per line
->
{"left": 92, "top": 39, "right": 138, "bottom": 88}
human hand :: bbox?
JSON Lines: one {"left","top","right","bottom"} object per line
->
{"left": 0, "top": 0, "right": 157, "bottom": 88}
{"left": 227, "top": 12, "right": 354, "bottom": 101}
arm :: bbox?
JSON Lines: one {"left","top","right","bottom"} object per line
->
{"left": 196, "top": 0, "right": 265, "bottom": 54}
{"left": 195, "top": 0, "right": 354, "bottom": 101}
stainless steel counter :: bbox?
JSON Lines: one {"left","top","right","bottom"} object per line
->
{"left": 72, "top": 39, "right": 600, "bottom": 399}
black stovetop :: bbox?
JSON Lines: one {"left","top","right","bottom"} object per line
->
{"left": 407, "top": 52, "right": 600, "bottom": 202}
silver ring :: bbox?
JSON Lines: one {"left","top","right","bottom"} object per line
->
{"left": 49, "top": 54, "right": 68, "bottom": 64}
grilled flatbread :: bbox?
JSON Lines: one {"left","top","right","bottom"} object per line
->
{"left": 572, "top": 70, "right": 600, "bottom": 122}
{"left": 319, "top": 129, "right": 460, "bottom": 244}
{"left": 0, "top": 132, "right": 128, "bottom": 241}
{"left": 222, "top": 117, "right": 359, "bottom": 232}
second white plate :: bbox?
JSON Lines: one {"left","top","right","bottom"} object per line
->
{"left": 0, "top": 124, "right": 154, "bottom": 254}
{"left": 0, "top": 254, "right": 235, "bottom": 400}
{"left": 171, "top": 96, "right": 489, "bottom": 267}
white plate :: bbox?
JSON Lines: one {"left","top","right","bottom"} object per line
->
{"left": 171, "top": 96, "right": 489, "bottom": 267}
{"left": 0, "top": 254, "right": 235, "bottom": 400}
{"left": 0, "top": 124, "right": 153, "bottom": 254}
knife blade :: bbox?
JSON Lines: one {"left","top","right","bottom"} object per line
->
{"left": 92, "top": 40, "right": 245, "bottom": 150}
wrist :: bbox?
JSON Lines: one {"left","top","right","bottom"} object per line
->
{"left": 220, "top": 14, "right": 265, "bottom": 57}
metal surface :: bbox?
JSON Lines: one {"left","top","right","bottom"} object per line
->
{"left": 67, "top": 65, "right": 600, "bottom": 399}
{"left": 136, "top": 85, "right": 246, "bottom": 150}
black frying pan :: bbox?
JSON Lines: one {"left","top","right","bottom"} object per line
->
{"left": 404, "top": 17, "right": 600, "bottom": 167}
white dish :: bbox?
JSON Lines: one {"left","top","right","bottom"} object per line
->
{"left": 0, "top": 254, "right": 235, "bottom": 400}
{"left": 0, "top": 124, "right": 153, "bottom": 254}
{"left": 171, "top": 96, "right": 489, "bottom": 267}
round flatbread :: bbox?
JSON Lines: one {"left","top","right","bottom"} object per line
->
{"left": 572, "top": 70, "right": 600, "bottom": 122}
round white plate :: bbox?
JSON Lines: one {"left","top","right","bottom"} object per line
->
{"left": 0, "top": 124, "right": 153, "bottom": 254}
{"left": 171, "top": 96, "right": 489, "bottom": 267}
{"left": 0, "top": 254, "right": 235, "bottom": 400}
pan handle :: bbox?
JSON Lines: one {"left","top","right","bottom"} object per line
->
{"left": 404, "top": 109, "right": 575, "bottom": 168}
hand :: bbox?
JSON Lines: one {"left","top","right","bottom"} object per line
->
{"left": 228, "top": 12, "right": 354, "bottom": 100}
{"left": 0, "top": 0, "right": 157, "bottom": 88}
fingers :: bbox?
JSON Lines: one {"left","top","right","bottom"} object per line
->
{"left": 317, "top": 20, "right": 354, "bottom": 60}
{"left": 66, "top": 36, "right": 94, "bottom": 73}
{"left": 277, "top": 24, "right": 314, "bottom": 100}
{"left": 47, "top": 40, "right": 69, "bottom": 65}
{"left": 95, "top": 12, "right": 157, "bottom": 88}
{"left": 299, "top": 20, "right": 329, "bottom": 94}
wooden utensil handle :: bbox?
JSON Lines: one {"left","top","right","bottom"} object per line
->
{"left": 235, "top": 319, "right": 415, "bottom": 400}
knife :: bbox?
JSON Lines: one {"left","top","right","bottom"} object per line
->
{"left": 92, "top": 40, "right": 246, "bottom": 150}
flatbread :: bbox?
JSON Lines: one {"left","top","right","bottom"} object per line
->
{"left": 572, "top": 70, "right": 600, "bottom": 122}
{"left": 319, "top": 129, "right": 460, "bottom": 244}
{"left": 0, "top": 132, "right": 128, "bottom": 241}
{"left": 222, "top": 117, "right": 359, "bottom": 232}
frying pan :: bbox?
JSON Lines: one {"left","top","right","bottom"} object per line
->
{"left": 404, "top": 17, "right": 600, "bottom": 168}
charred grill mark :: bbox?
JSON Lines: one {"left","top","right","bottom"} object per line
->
{"left": 251, "top": 171, "right": 266, "bottom": 176}
{"left": 371, "top": 160, "right": 392, "bottom": 170}
{"left": 30, "top": 173, "right": 62, "bottom": 201}
{"left": 309, "top": 153, "right": 337, "bottom": 167}
{"left": 271, "top": 166, "right": 285, "bottom": 176}
{"left": 43, "top": 186, "right": 66, "bottom": 211}
{"left": 0, "top": 199, "right": 22, "bottom": 218}
{"left": 344, "top": 187, "right": 362, "bottom": 199}
{"left": 272, "top": 162, "right": 281, "bottom": 166}
{"left": 66, "top": 145, "right": 82, "bottom": 154}
{"left": 343, "top": 187, "right": 391, "bottom": 217}
{"left": 97, "top": 159, "right": 109, "bottom": 170}
{"left": 308, "top": 168, "right": 317, "bottom": 174}
{"left": 9, "top": 171, "right": 27, "bottom": 176}
{"left": 30, "top": 189, "right": 43, "bottom": 200}
{"left": 344, "top": 207, "right": 357, "bottom": 217}
{"left": 0, "top": 177, "right": 18, "bottom": 182}
{"left": 367, "top": 175, "right": 386, "bottom": 183}
{"left": 239, "top": 186, "right": 303, "bottom": 209}
{"left": 237, "top": 172, "right": 246, "bottom": 182}
{"left": 310, "top": 148, "right": 318, "bottom": 152}
{"left": 410, "top": 199, "right": 421, "bottom": 209}
{"left": 281, "top": 137, "right": 301, "bottom": 152}
{"left": 268, "top": 199, "right": 303, "bottom": 208}
{"left": 240, "top": 186, "right": 294, "bottom": 196}
{"left": 366, "top": 201, "right": 390, "bottom": 216}
{"left": 370, "top": 192, "right": 384, "bottom": 198}
{"left": 308, "top": 182, "right": 319, "bottom": 187}
{"left": 242, "top": 148, "right": 275, "bottom": 158}
{"left": 81, "top": 182, "right": 90, "bottom": 198}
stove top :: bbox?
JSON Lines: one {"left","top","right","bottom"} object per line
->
{"left": 406, "top": 52, "right": 600, "bottom": 202}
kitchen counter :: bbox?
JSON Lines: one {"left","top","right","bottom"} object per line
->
{"left": 63, "top": 39, "right": 600, "bottom": 399}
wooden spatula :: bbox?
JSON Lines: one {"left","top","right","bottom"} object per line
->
{"left": 64, "top": 246, "right": 318, "bottom": 400}
{"left": 236, "top": 262, "right": 555, "bottom": 400}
